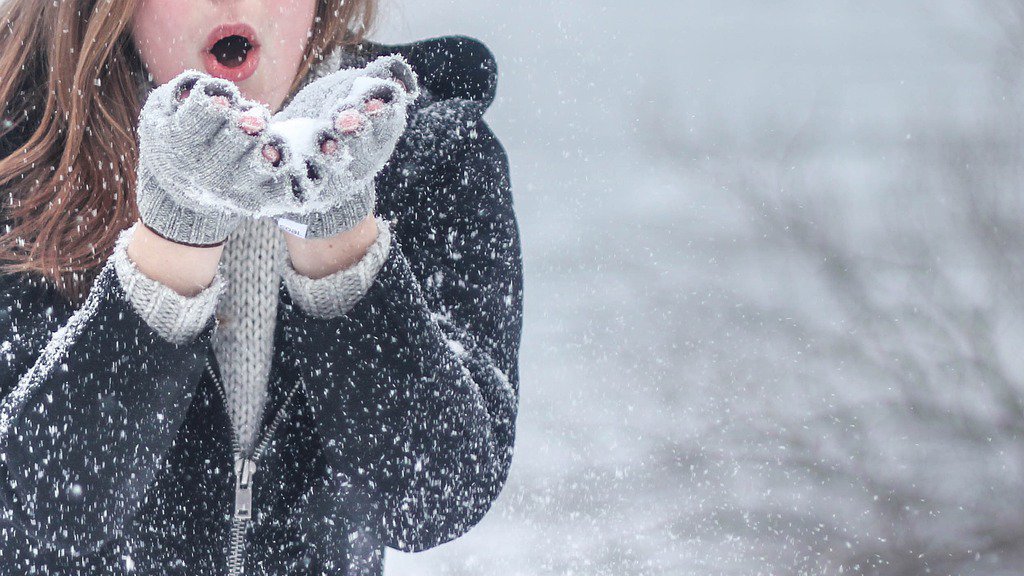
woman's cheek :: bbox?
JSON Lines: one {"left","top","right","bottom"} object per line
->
{"left": 265, "top": 0, "right": 316, "bottom": 63}
{"left": 252, "top": 1, "right": 316, "bottom": 109}
{"left": 131, "top": 2, "right": 201, "bottom": 85}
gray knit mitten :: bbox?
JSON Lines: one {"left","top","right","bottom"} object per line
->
{"left": 136, "top": 71, "right": 294, "bottom": 246}
{"left": 266, "top": 55, "right": 419, "bottom": 239}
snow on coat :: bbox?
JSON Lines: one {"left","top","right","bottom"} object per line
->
{"left": 0, "top": 35, "right": 523, "bottom": 575}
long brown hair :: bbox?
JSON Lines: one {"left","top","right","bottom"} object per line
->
{"left": 0, "top": 0, "right": 378, "bottom": 303}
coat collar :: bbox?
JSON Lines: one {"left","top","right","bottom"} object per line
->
{"left": 346, "top": 36, "right": 498, "bottom": 112}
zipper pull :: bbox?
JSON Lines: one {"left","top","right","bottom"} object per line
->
{"left": 234, "top": 457, "right": 257, "bottom": 521}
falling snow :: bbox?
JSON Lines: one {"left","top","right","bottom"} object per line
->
{"left": 1, "top": 1, "right": 1021, "bottom": 575}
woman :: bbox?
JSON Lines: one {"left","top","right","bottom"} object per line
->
{"left": 0, "top": 0, "right": 523, "bottom": 573}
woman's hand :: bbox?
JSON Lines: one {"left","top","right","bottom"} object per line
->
{"left": 135, "top": 71, "right": 285, "bottom": 246}
{"left": 264, "top": 55, "right": 419, "bottom": 240}
{"left": 283, "top": 213, "right": 379, "bottom": 279}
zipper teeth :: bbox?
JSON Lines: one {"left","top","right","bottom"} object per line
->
{"left": 225, "top": 520, "right": 248, "bottom": 574}
{"left": 205, "top": 357, "right": 302, "bottom": 576}
{"left": 206, "top": 358, "right": 242, "bottom": 455}
{"left": 205, "top": 357, "right": 302, "bottom": 460}
{"left": 254, "top": 371, "right": 303, "bottom": 460}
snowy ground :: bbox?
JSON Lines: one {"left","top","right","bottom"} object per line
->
{"left": 379, "top": 2, "right": 1024, "bottom": 575}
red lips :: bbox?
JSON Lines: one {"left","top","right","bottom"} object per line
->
{"left": 203, "top": 23, "right": 260, "bottom": 82}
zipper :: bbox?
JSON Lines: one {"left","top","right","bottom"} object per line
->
{"left": 205, "top": 357, "right": 303, "bottom": 576}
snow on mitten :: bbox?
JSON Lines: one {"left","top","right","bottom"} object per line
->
{"left": 136, "top": 71, "right": 303, "bottom": 246}
{"left": 265, "top": 55, "right": 419, "bottom": 239}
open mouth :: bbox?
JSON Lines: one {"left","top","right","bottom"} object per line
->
{"left": 211, "top": 35, "right": 253, "bottom": 68}
{"left": 203, "top": 23, "right": 260, "bottom": 82}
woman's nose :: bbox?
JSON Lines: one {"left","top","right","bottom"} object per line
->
{"left": 205, "top": 0, "right": 253, "bottom": 9}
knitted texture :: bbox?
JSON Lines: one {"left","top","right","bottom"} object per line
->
{"left": 135, "top": 52, "right": 417, "bottom": 245}
{"left": 112, "top": 223, "right": 226, "bottom": 345}
{"left": 210, "top": 218, "right": 284, "bottom": 452}
{"left": 136, "top": 72, "right": 269, "bottom": 246}
{"left": 280, "top": 217, "right": 393, "bottom": 318}
{"left": 269, "top": 55, "right": 419, "bottom": 239}
{"left": 137, "top": 69, "right": 371, "bottom": 245}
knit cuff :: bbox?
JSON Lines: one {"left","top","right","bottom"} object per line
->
{"left": 136, "top": 164, "right": 240, "bottom": 247}
{"left": 276, "top": 181, "right": 376, "bottom": 240}
{"left": 112, "top": 223, "right": 226, "bottom": 345}
{"left": 280, "top": 217, "right": 392, "bottom": 318}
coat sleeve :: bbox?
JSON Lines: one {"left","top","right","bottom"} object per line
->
{"left": 0, "top": 240, "right": 213, "bottom": 558}
{"left": 280, "top": 116, "right": 523, "bottom": 552}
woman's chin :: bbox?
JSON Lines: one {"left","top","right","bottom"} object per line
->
{"left": 237, "top": 81, "right": 283, "bottom": 112}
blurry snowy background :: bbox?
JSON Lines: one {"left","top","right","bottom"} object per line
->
{"left": 380, "top": 1, "right": 1024, "bottom": 575}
